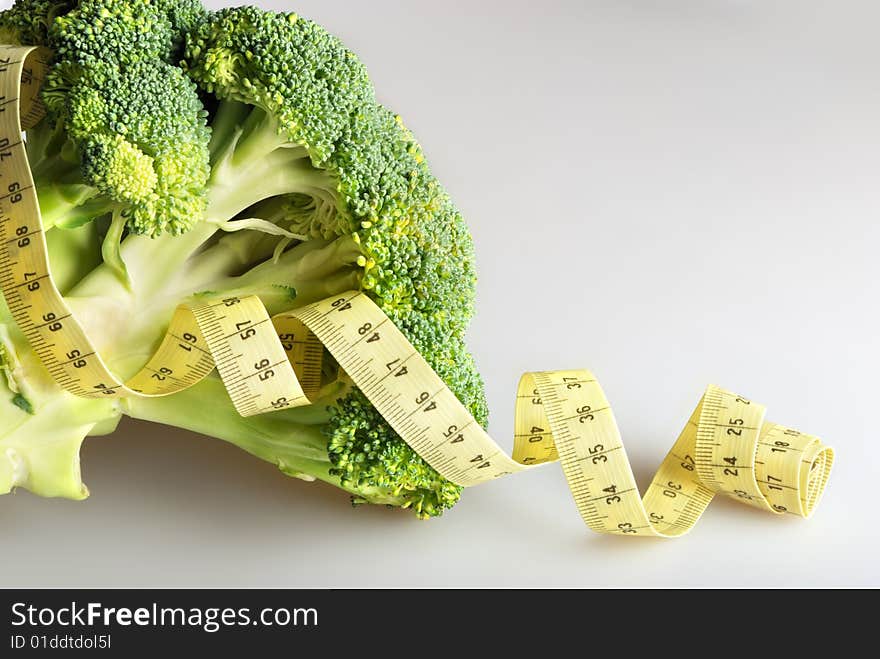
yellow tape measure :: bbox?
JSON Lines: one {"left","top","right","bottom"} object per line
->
{"left": 0, "top": 46, "right": 834, "bottom": 536}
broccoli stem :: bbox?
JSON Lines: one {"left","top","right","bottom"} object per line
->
{"left": 45, "top": 222, "right": 102, "bottom": 294}
{"left": 123, "top": 374, "right": 402, "bottom": 505}
{"left": 0, "top": 389, "right": 118, "bottom": 498}
{"left": 25, "top": 120, "right": 111, "bottom": 231}
{"left": 0, "top": 317, "right": 121, "bottom": 499}
{"left": 124, "top": 374, "right": 336, "bottom": 482}
{"left": 59, "top": 233, "right": 360, "bottom": 383}
{"left": 34, "top": 182, "right": 105, "bottom": 230}
{"left": 24, "top": 117, "right": 67, "bottom": 168}
{"left": 71, "top": 99, "right": 346, "bottom": 313}
{"left": 199, "top": 235, "right": 362, "bottom": 314}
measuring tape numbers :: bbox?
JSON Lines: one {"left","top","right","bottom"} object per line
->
{"left": 0, "top": 46, "right": 834, "bottom": 536}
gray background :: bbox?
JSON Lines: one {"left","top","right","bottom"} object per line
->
{"left": 0, "top": 0, "right": 876, "bottom": 587}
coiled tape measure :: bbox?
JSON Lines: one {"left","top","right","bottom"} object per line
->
{"left": 0, "top": 46, "right": 834, "bottom": 536}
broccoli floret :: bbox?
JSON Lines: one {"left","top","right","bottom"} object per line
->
{"left": 152, "top": 0, "right": 207, "bottom": 58}
{"left": 27, "top": 60, "right": 211, "bottom": 237}
{"left": 180, "top": 8, "right": 373, "bottom": 223}
{"left": 0, "top": 4, "right": 486, "bottom": 518}
{"left": 38, "top": 1, "right": 175, "bottom": 116}
{"left": 65, "top": 60, "right": 211, "bottom": 235}
{"left": 52, "top": 0, "right": 175, "bottom": 68}
{"left": 19, "top": 1, "right": 212, "bottom": 238}
{"left": 0, "top": 0, "right": 74, "bottom": 45}
{"left": 0, "top": 0, "right": 203, "bottom": 52}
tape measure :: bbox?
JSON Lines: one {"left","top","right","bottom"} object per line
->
{"left": 0, "top": 45, "right": 834, "bottom": 536}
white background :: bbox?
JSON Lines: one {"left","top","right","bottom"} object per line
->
{"left": 1, "top": 0, "right": 877, "bottom": 586}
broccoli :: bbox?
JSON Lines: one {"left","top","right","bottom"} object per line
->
{"left": 12, "top": 0, "right": 212, "bottom": 242}
{"left": 0, "top": 0, "right": 74, "bottom": 46}
{"left": 0, "top": 2, "right": 486, "bottom": 517}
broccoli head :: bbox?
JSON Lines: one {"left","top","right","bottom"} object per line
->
{"left": 0, "top": 3, "right": 486, "bottom": 518}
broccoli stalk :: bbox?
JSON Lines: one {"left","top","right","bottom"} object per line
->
{"left": 121, "top": 374, "right": 403, "bottom": 507}
{"left": 0, "top": 303, "right": 121, "bottom": 498}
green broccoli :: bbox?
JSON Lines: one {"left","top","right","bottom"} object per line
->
{"left": 0, "top": 2, "right": 486, "bottom": 517}
{"left": 12, "top": 0, "right": 212, "bottom": 240}
{"left": 0, "top": 0, "right": 74, "bottom": 46}
{"left": 28, "top": 59, "right": 211, "bottom": 239}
